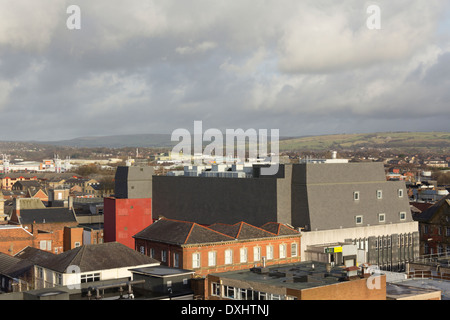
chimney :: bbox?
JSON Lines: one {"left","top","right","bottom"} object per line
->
{"left": 14, "top": 198, "right": 20, "bottom": 217}
{"left": 68, "top": 196, "right": 73, "bottom": 210}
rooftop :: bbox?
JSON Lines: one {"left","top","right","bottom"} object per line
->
{"left": 36, "top": 242, "right": 159, "bottom": 273}
{"left": 130, "top": 265, "right": 195, "bottom": 277}
{"left": 209, "top": 261, "right": 370, "bottom": 291}
{"left": 133, "top": 218, "right": 300, "bottom": 245}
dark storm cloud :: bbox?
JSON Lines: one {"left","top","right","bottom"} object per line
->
{"left": 0, "top": 0, "right": 448, "bottom": 141}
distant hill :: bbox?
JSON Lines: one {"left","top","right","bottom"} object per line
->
{"left": 35, "top": 134, "right": 176, "bottom": 148}
{"left": 15, "top": 131, "right": 450, "bottom": 152}
{"left": 278, "top": 131, "right": 450, "bottom": 152}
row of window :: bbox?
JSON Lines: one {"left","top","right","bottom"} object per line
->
{"left": 422, "top": 225, "right": 450, "bottom": 236}
{"left": 424, "top": 244, "right": 450, "bottom": 255}
{"left": 211, "top": 283, "right": 295, "bottom": 300}
{"left": 36, "top": 267, "right": 101, "bottom": 287}
{"left": 355, "top": 212, "right": 407, "bottom": 225}
{"left": 353, "top": 189, "right": 404, "bottom": 201}
{"left": 192, "top": 243, "right": 298, "bottom": 269}
{"left": 354, "top": 234, "right": 414, "bottom": 251}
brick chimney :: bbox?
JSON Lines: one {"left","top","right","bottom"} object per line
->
{"left": 14, "top": 198, "right": 20, "bottom": 217}
{"left": 10, "top": 198, "right": 21, "bottom": 224}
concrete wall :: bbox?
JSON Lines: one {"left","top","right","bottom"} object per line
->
{"left": 300, "top": 222, "right": 419, "bottom": 258}
{"left": 115, "top": 166, "right": 153, "bottom": 199}
{"left": 152, "top": 175, "right": 279, "bottom": 226}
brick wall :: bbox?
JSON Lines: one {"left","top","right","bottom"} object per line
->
{"left": 0, "top": 226, "right": 55, "bottom": 256}
{"left": 135, "top": 236, "right": 301, "bottom": 277}
{"left": 290, "top": 275, "right": 386, "bottom": 300}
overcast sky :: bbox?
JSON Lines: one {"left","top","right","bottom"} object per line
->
{"left": 0, "top": 0, "right": 449, "bottom": 141}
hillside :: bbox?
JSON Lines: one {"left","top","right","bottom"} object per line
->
{"left": 278, "top": 132, "right": 450, "bottom": 153}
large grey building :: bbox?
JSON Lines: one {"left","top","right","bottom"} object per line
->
{"left": 151, "top": 162, "right": 419, "bottom": 271}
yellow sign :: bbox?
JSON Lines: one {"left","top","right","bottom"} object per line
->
{"left": 324, "top": 246, "right": 342, "bottom": 254}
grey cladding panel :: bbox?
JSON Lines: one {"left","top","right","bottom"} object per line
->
{"left": 152, "top": 176, "right": 278, "bottom": 225}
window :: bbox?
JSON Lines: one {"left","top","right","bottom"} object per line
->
{"left": 192, "top": 253, "right": 201, "bottom": 268}
{"left": 378, "top": 213, "right": 386, "bottom": 223}
{"left": 37, "top": 267, "right": 43, "bottom": 278}
{"left": 279, "top": 244, "right": 287, "bottom": 259}
{"left": 208, "top": 251, "right": 216, "bottom": 267}
{"left": 211, "top": 282, "right": 221, "bottom": 297}
{"left": 398, "top": 189, "right": 404, "bottom": 198}
{"left": 353, "top": 191, "right": 360, "bottom": 201}
{"left": 291, "top": 243, "right": 298, "bottom": 257}
{"left": 39, "top": 241, "right": 47, "bottom": 250}
{"left": 161, "top": 250, "right": 167, "bottom": 262}
{"left": 139, "top": 246, "right": 145, "bottom": 254}
{"left": 55, "top": 273, "right": 63, "bottom": 286}
{"left": 355, "top": 215, "right": 363, "bottom": 225}
{"left": 150, "top": 248, "right": 155, "bottom": 258}
{"left": 81, "top": 273, "right": 100, "bottom": 283}
{"left": 173, "top": 253, "right": 180, "bottom": 268}
{"left": 224, "top": 285, "right": 236, "bottom": 299}
{"left": 446, "top": 227, "right": 450, "bottom": 237}
{"left": 167, "top": 280, "right": 172, "bottom": 288}
{"left": 225, "top": 249, "right": 233, "bottom": 265}
{"left": 377, "top": 190, "right": 383, "bottom": 199}
{"left": 240, "top": 247, "right": 248, "bottom": 263}
{"left": 399, "top": 212, "right": 407, "bottom": 221}
{"left": 266, "top": 245, "right": 273, "bottom": 260}
{"left": 238, "top": 288, "right": 250, "bottom": 300}
{"left": 74, "top": 242, "right": 81, "bottom": 248}
{"left": 253, "top": 247, "right": 261, "bottom": 262}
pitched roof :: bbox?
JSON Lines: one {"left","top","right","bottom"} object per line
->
{"left": 133, "top": 218, "right": 234, "bottom": 245}
{"left": 12, "top": 180, "right": 43, "bottom": 188}
{"left": 14, "top": 246, "right": 56, "bottom": 265}
{"left": 37, "top": 242, "right": 159, "bottom": 273}
{"left": 413, "top": 195, "right": 450, "bottom": 222}
{"left": 134, "top": 218, "right": 300, "bottom": 246}
{"left": 0, "top": 252, "right": 34, "bottom": 278}
{"left": 18, "top": 208, "right": 77, "bottom": 225}
{"left": 260, "top": 222, "right": 300, "bottom": 236}
{"left": 208, "top": 222, "right": 278, "bottom": 240}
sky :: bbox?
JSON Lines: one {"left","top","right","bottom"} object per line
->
{"left": 0, "top": 0, "right": 449, "bottom": 141}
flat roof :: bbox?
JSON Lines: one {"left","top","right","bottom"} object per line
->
{"left": 130, "top": 266, "right": 195, "bottom": 277}
{"left": 389, "top": 279, "right": 450, "bottom": 300}
{"left": 209, "top": 261, "right": 362, "bottom": 291}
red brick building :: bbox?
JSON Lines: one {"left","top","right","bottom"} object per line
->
{"left": 413, "top": 195, "right": 450, "bottom": 255}
{"left": 133, "top": 218, "right": 301, "bottom": 277}
{"left": 0, "top": 225, "right": 54, "bottom": 256}
{"left": 206, "top": 261, "right": 386, "bottom": 300}
{"left": 5, "top": 198, "right": 79, "bottom": 255}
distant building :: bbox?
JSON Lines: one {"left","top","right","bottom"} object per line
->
{"left": 0, "top": 173, "right": 38, "bottom": 191}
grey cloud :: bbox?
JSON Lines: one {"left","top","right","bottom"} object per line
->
{"left": 0, "top": 0, "right": 449, "bottom": 141}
